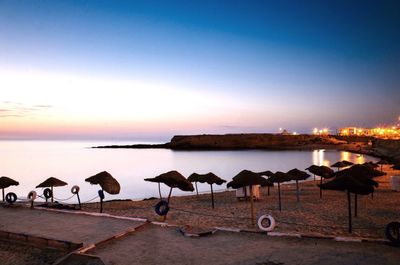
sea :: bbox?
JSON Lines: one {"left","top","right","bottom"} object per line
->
{"left": 0, "top": 140, "right": 377, "bottom": 203}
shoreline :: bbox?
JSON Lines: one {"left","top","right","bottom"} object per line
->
{"left": 92, "top": 133, "right": 398, "bottom": 162}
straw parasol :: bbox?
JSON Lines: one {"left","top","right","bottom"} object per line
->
{"left": 361, "top": 161, "right": 379, "bottom": 169}
{"left": 268, "top": 171, "right": 292, "bottom": 211}
{"left": 257, "top": 170, "right": 274, "bottom": 195}
{"left": 342, "top": 160, "right": 354, "bottom": 166}
{"left": 36, "top": 177, "right": 68, "bottom": 203}
{"left": 305, "top": 165, "right": 319, "bottom": 181}
{"left": 319, "top": 175, "right": 377, "bottom": 233}
{"left": 85, "top": 171, "right": 120, "bottom": 213}
{"left": 188, "top": 172, "right": 226, "bottom": 208}
{"left": 145, "top": 170, "right": 194, "bottom": 220}
{"left": 331, "top": 161, "right": 349, "bottom": 171}
{"left": 335, "top": 164, "right": 384, "bottom": 212}
{"left": 85, "top": 171, "right": 120, "bottom": 194}
{"left": 286, "top": 168, "right": 310, "bottom": 202}
{"left": 0, "top": 176, "right": 19, "bottom": 201}
{"left": 227, "top": 170, "right": 268, "bottom": 225}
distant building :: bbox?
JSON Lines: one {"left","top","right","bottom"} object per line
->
{"left": 338, "top": 126, "right": 399, "bottom": 139}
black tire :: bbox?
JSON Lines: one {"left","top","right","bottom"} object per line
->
{"left": 43, "top": 188, "right": 52, "bottom": 199}
{"left": 155, "top": 200, "right": 169, "bottom": 216}
{"left": 98, "top": 190, "right": 105, "bottom": 200}
{"left": 385, "top": 222, "right": 400, "bottom": 244}
{"left": 5, "top": 192, "right": 17, "bottom": 204}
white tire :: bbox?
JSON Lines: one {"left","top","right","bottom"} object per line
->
{"left": 28, "top": 191, "right": 37, "bottom": 202}
{"left": 257, "top": 214, "right": 276, "bottom": 232}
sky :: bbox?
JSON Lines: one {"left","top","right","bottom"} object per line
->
{"left": 0, "top": 0, "right": 399, "bottom": 141}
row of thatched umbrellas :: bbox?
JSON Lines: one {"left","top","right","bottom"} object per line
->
{"left": 0, "top": 171, "right": 120, "bottom": 213}
{"left": 143, "top": 159, "right": 393, "bottom": 231}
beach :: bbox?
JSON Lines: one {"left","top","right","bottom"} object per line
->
{"left": 81, "top": 165, "right": 400, "bottom": 239}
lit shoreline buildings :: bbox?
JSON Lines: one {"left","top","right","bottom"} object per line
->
{"left": 337, "top": 126, "right": 400, "bottom": 139}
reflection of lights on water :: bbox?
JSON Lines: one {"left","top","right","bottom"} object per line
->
{"left": 312, "top": 149, "right": 329, "bottom": 166}
{"left": 341, "top": 152, "right": 350, "bottom": 162}
{"left": 356, "top": 154, "right": 365, "bottom": 164}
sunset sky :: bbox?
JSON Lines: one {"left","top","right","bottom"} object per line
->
{"left": 1, "top": 1, "right": 399, "bottom": 141}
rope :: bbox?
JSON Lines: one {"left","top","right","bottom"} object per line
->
{"left": 53, "top": 194, "right": 76, "bottom": 202}
{"left": 81, "top": 195, "right": 99, "bottom": 204}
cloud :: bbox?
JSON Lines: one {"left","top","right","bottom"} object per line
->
{"left": 0, "top": 102, "right": 53, "bottom": 118}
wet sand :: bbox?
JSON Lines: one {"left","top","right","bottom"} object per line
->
{"left": 82, "top": 165, "right": 400, "bottom": 238}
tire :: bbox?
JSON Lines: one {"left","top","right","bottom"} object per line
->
{"left": 28, "top": 191, "right": 37, "bottom": 202}
{"left": 257, "top": 214, "right": 276, "bottom": 232}
{"left": 98, "top": 190, "right": 105, "bottom": 200}
{"left": 155, "top": 200, "right": 169, "bottom": 216}
{"left": 5, "top": 192, "right": 17, "bottom": 204}
{"left": 385, "top": 222, "right": 400, "bottom": 244}
{"left": 71, "top": 185, "right": 80, "bottom": 194}
{"left": 43, "top": 188, "right": 52, "bottom": 199}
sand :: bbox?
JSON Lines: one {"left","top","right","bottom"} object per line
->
{"left": 82, "top": 165, "right": 400, "bottom": 239}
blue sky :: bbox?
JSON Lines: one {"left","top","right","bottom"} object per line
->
{"left": 0, "top": 0, "right": 399, "bottom": 140}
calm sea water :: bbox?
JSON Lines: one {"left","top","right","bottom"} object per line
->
{"left": 0, "top": 140, "right": 377, "bottom": 203}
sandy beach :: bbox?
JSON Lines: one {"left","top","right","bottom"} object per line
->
{"left": 81, "top": 165, "right": 400, "bottom": 239}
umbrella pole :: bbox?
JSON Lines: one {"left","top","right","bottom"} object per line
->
{"left": 210, "top": 184, "right": 214, "bottom": 209}
{"left": 296, "top": 180, "right": 300, "bottom": 203}
{"left": 267, "top": 186, "right": 270, "bottom": 196}
{"left": 347, "top": 191, "right": 352, "bottom": 233}
{"left": 354, "top": 194, "right": 358, "bottom": 217}
{"left": 244, "top": 187, "right": 248, "bottom": 201}
{"left": 371, "top": 191, "right": 374, "bottom": 200}
{"left": 158, "top": 183, "right": 162, "bottom": 199}
{"left": 278, "top": 182, "right": 281, "bottom": 212}
{"left": 163, "top": 187, "right": 173, "bottom": 222}
{"left": 195, "top": 182, "right": 199, "bottom": 197}
{"left": 250, "top": 185, "right": 255, "bottom": 225}
{"left": 319, "top": 177, "right": 323, "bottom": 199}
{"left": 313, "top": 174, "right": 315, "bottom": 181}
{"left": 51, "top": 186, "right": 54, "bottom": 203}
{"left": 77, "top": 192, "right": 81, "bottom": 210}
{"left": 2, "top": 188, "right": 4, "bottom": 201}
{"left": 100, "top": 189, "right": 103, "bottom": 213}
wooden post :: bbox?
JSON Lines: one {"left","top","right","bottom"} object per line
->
{"left": 210, "top": 184, "right": 214, "bottom": 209}
{"left": 244, "top": 186, "right": 248, "bottom": 201}
{"left": 100, "top": 189, "right": 103, "bottom": 213}
{"left": 2, "top": 188, "right": 4, "bottom": 201}
{"left": 267, "top": 186, "right": 270, "bottom": 196}
{"left": 296, "top": 180, "right": 300, "bottom": 203}
{"left": 195, "top": 182, "right": 199, "bottom": 196}
{"left": 250, "top": 185, "right": 255, "bottom": 225}
{"left": 319, "top": 177, "right": 323, "bottom": 199}
{"left": 278, "top": 182, "right": 281, "bottom": 211}
{"left": 163, "top": 187, "right": 173, "bottom": 222}
{"left": 51, "top": 186, "right": 54, "bottom": 203}
{"left": 77, "top": 192, "right": 81, "bottom": 210}
{"left": 347, "top": 191, "right": 352, "bottom": 233}
{"left": 158, "top": 183, "right": 162, "bottom": 199}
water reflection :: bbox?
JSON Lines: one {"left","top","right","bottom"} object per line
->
{"left": 0, "top": 141, "right": 378, "bottom": 202}
{"left": 312, "top": 149, "right": 330, "bottom": 166}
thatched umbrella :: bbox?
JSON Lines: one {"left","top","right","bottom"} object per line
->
{"left": 342, "top": 160, "right": 354, "bottom": 166}
{"left": 188, "top": 172, "right": 226, "bottom": 208}
{"left": 286, "top": 168, "right": 310, "bottom": 202}
{"left": 257, "top": 170, "right": 274, "bottom": 195}
{"left": 227, "top": 170, "right": 268, "bottom": 225}
{"left": 319, "top": 175, "right": 377, "bottom": 233}
{"left": 331, "top": 161, "right": 349, "bottom": 172}
{"left": 362, "top": 161, "right": 379, "bottom": 169}
{"left": 335, "top": 164, "right": 384, "bottom": 214}
{"left": 36, "top": 177, "right": 68, "bottom": 203}
{"left": 0, "top": 176, "right": 19, "bottom": 201}
{"left": 85, "top": 171, "right": 120, "bottom": 213}
{"left": 376, "top": 159, "right": 390, "bottom": 172}
{"left": 268, "top": 171, "right": 292, "bottom": 211}
{"left": 305, "top": 165, "right": 319, "bottom": 181}
{"left": 145, "top": 170, "right": 194, "bottom": 220}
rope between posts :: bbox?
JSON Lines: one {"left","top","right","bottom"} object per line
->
{"left": 81, "top": 195, "right": 99, "bottom": 204}
{"left": 53, "top": 194, "right": 76, "bottom": 202}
